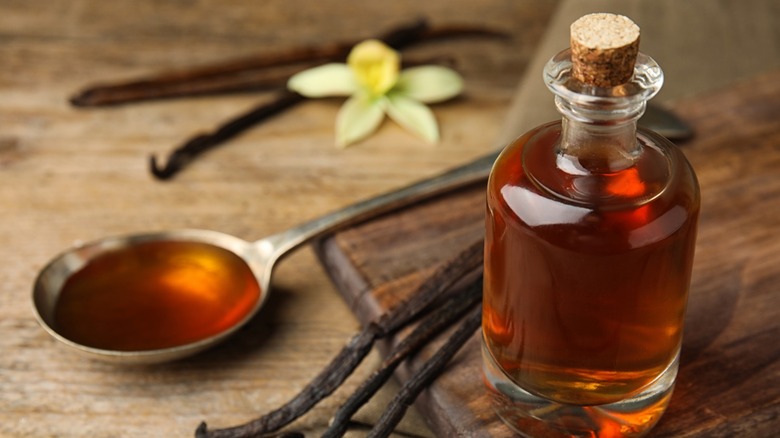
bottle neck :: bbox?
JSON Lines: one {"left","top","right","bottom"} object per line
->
{"left": 556, "top": 95, "right": 645, "bottom": 174}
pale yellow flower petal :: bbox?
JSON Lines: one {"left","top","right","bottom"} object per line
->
{"left": 395, "top": 66, "right": 464, "bottom": 103}
{"left": 347, "top": 40, "right": 400, "bottom": 97}
{"left": 287, "top": 63, "right": 357, "bottom": 97}
{"left": 290, "top": 40, "right": 459, "bottom": 147}
{"left": 335, "top": 95, "right": 386, "bottom": 147}
{"left": 385, "top": 93, "right": 439, "bottom": 144}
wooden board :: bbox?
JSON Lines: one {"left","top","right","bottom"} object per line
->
{"left": 315, "top": 69, "right": 780, "bottom": 437}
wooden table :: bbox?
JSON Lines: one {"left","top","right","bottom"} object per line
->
{"left": 0, "top": 1, "right": 557, "bottom": 436}
{"left": 4, "top": 1, "right": 778, "bottom": 437}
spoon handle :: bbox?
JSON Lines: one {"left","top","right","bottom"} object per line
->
{"left": 261, "top": 150, "right": 499, "bottom": 259}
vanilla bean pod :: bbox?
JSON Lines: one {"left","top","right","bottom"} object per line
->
{"left": 195, "top": 325, "right": 379, "bottom": 438}
{"left": 367, "top": 305, "right": 482, "bottom": 438}
{"left": 70, "top": 66, "right": 301, "bottom": 106}
{"left": 149, "top": 90, "right": 305, "bottom": 179}
{"left": 195, "top": 239, "right": 484, "bottom": 438}
{"left": 71, "top": 57, "right": 455, "bottom": 106}
{"left": 323, "top": 276, "right": 483, "bottom": 438}
{"left": 378, "top": 239, "right": 482, "bottom": 334}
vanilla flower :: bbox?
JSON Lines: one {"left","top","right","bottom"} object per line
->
{"left": 288, "top": 39, "right": 463, "bottom": 147}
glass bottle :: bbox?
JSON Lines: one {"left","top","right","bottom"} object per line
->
{"left": 481, "top": 14, "right": 700, "bottom": 437}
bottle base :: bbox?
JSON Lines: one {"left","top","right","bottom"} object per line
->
{"left": 482, "top": 340, "right": 677, "bottom": 438}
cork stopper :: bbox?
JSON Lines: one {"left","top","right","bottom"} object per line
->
{"left": 570, "top": 13, "right": 640, "bottom": 87}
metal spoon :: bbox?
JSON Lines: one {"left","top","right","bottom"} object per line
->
{"left": 641, "top": 103, "right": 694, "bottom": 142}
{"left": 32, "top": 152, "right": 498, "bottom": 364}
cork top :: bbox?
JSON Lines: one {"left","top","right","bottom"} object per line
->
{"left": 570, "top": 13, "right": 640, "bottom": 87}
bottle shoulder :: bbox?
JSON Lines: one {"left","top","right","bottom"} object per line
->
{"left": 488, "top": 123, "right": 700, "bottom": 251}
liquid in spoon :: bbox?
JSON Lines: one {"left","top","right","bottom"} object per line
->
{"left": 53, "top": 240, "right": 261, "bottom": 351}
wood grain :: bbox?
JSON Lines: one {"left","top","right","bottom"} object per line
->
{"left": 0, "top": 1, "right": 558, "bottom": 437}
{"left": 315, "top": 70, "right": 780, "bottom": 436}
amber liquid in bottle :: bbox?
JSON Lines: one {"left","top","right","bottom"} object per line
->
{"left": 54, "top": 240, "right": 262, "bottom": 351}
{"left": 483, "top": 122, "right": 699, "bottom": 406}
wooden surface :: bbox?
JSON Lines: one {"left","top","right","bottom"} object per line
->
{"left": 316, "top": 69, "right": 780, "bottom": 436}
{"left": 0, "top": 1, "right": 559, "bottom": 437}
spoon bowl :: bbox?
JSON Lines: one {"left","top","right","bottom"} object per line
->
{"left": 32, "top": 152, "right": 499, "bottom": 364}
{"left": 32, "top": 229, "right": 277, "bottom": 364}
